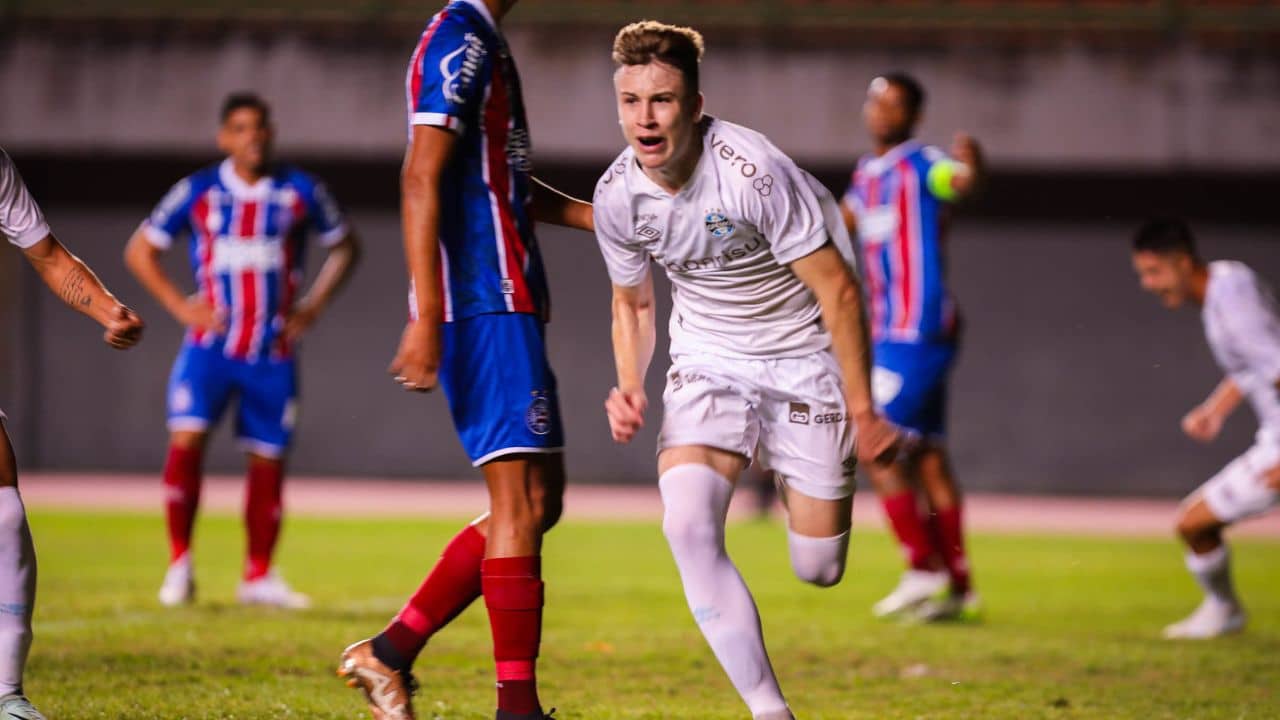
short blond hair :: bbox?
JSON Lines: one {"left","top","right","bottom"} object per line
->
{"left": 612, "top": 21, "right": 705, "bottom": 95}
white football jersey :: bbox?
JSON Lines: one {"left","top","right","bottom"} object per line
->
{"left": 1202, "top": 260, "right": 1280, "bottom": 444}
{"left": 594, "top": 117, "right": 852, "bottom": 359}
{"left": 0, "top": 148, "right": 50, "bottom": 250}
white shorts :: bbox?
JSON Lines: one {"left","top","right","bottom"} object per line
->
{"left": 658, "top": 351, "right": 857, "bottom": 501}
{"left": 1197, "top": 443, "right": 1280, "bottom": 524}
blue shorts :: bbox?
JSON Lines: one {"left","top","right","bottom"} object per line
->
{"left": 166, "top": 343, "right": 298, "bottom": 458}
{"left": 871, "top": 340, "right": 957, "bottom": 439}
{"left": 440, "top": 313, "right": 564, "bottom": 466}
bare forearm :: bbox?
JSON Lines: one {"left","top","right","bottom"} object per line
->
{"left": 827, "top": 288, "right": 875, "bottom": 417}
{"left": 1204, "top": 377, "right": 1244, "bottom": 419}
{"left": 26, "top": 236, "right": 121, "bottom": 326}
{"left": 532, "top": 177, "right": 594, "bottom": 232}
{"left": 297, "top": 235, "right": 360, "bottom": 313}
{"left": 401, "top": 176, "right": 444, "bottom": 328}
{"left": 611, "top": 296, "right": 655, "bottom": 393}
{"left": 124, "top": 235, "right": 190, "bottom": 321}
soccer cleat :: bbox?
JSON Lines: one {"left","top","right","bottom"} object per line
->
{"left": 158, "top": 555, "right": 195, "bottom": 607}
{"left": 338, "top": 639, "right": 418, "bottom": 720}
{"left": 237, "top": 570, "right": 311, "bottom": 609}
{"left": 872, "top": 569, "right": 948, "bottom": 618}
{"left": 912, "top": 591, "right": 982, "bottom": 623}
{"left": 0, "top": 694, "right": 47, "bottom": 720}
{"left": 1162, "top": 599, "right": 1246, "bottom": 639}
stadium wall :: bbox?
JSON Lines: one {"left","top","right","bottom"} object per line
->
{"left": 2, "top": 24, "right": 1280, "bottom": 170}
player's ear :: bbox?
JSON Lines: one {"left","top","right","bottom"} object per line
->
{"left": 693, "top": 92, "right": 705, "bottom": 122}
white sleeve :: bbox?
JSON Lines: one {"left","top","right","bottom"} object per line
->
{"left": 592, "top": 171, "right": 649, "bottom": 288}
{"left": 0, "top": 150, "right": 52, "bottom": 249}
{"left": 744, "top": 159, "right": 829, "bottom": 266}
{"left": 1222, "top": 272, "right": 1280, "bottom": 392}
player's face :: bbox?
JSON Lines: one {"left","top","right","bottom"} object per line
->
{"left": 863, "top": 78, "right": 916, "bottom": 147}
{"left": 614, "top": 61, "right": 703, "bottom": 173}
{"left": 1132, "top": 250, "right": 1195, "bottom": 308}
{"left": 217, "top": 107, "right": 273, "bottom": 173}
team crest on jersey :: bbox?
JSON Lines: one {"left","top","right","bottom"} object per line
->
{"left": 526, "top": 392, "right": 552, "bottom": 436}
{"left": 704, "top": 210, "right": 735, "bottom": 239}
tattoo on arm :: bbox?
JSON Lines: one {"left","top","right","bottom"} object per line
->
{"left": 59, "top": 267, "right": 94, "bottom": 308}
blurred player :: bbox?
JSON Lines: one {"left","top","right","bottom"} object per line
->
{"left": 595, "top": 22, "right": 897, "bottom": 719}
{"left": 1131, "top": 219, "right": 1280, "bottom": 639}
{"left": 1, "top": 148, "right": 144, "bottom": 720}
{"left": 124, "top": 93, "right": 361, "bottom": 609}
{"left": 841, "top": 73, "right": 984, "bottom": 621}
{"left": 336, "top": 1, "right": 592, "bottom": 719}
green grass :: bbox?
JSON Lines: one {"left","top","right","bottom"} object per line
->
{"left": 25, "top": 510, "right": 1280, "bottom": 719}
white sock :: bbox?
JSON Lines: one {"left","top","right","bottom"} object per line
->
{"left": 0, "top": 487, "right": 35, "bottom": 696}
{"left": 1185, "top": 545, "right": 1238, "bottom": 607}
{"left": 788, "top": 528, "right": 850, "bottom": 587}
{"left": 659, "top": 464, "right": 789, "bottom": 718}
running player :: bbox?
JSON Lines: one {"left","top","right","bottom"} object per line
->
{"left": 124, "top": 93, "right": 361, "bottom": 609}
{"left": 336, "top": 2, "right": 592, "bottom": 719}
{"left": 594, "top": 22, "right": 897, "bottom": 719}
{"left": 1, "top": 148, "right": 145, "bottom": 720}
{"left": 1131, "top": 219, "right": 1280, "bottom": 639}
{"left": 841, "top": 73, "right": 985, "bottom": 621}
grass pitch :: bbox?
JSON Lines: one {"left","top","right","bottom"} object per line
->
{"left": 25, "top": 509, "right": 1280, "bottom": 719}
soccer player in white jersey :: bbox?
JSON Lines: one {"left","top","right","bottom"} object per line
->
{"left": 0, "top": 148, "right": 144, "bottom": 719}
{"left": 1132, "top": 218, "right": 1280, "bottom": 639}
{"left": 594, "top": 23, "right": 898, "bottom": 719}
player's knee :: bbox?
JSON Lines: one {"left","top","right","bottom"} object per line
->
{"left": 788, "top": 529, "right": 850, "bottom": 588}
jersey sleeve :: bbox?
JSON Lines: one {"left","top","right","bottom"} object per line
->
{"left": 1222, "top": 271, "right": 1280, "bottom": 392}
{"left": 140, "top": 177, "right": 195, "bottom": 250}
{"left": 408, "top": 18, "right": 491, "bottom": 135}
{"left": 743, "top": 159, "right": 829, "bottom": 267}
{"left": 301, "top": 177, "right": 349, "bottom": 247}
{"left": 593, "top": 166, "right": 649, "bottom": 288}
{"left": 0, "top": 150, "right": 52, "bottom": 249}
{"left": 840, "top": 167, "right": 863, "bottom": 216}
{"left": 921, "top": 145, "right": 965, "bottom": 203}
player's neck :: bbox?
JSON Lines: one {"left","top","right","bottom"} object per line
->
{"left": 874, "top": 135, "right": 912, "bottom": 157}
{"left": 230, "top": 161, "right": 267, "bottom": 186}
{"left": 1190, "top": 264, "right": 1210, "bottom": 306}
{"left": 644, "top": 143, "right": 703, "bottom": 195}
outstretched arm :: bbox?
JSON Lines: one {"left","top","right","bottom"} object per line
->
{"left": 532, "top": 177, "right": 594, "bottom": 232}
{"left": 284, "top": 232, "right": 362, "bottom": 342}
{"left": 605, "top": 271, "right": 656, "bottom": 444}
{"left": 941, "top": 132, "right": 985, "bottom": 200}
{"left": 26, "top": 234, "right": 143, "bottom": 349}
{"left": 388, "top": 124, "right": 454, "bottom": 393}
{"left": 791, "top": 244, "right": 898, "bottom": 464}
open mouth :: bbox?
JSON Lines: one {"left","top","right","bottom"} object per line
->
{"left": 637, "top": 136, "right": 664, "bottom": 149}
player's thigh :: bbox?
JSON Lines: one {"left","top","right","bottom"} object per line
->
{"left": 755, "top": 352, "right": 856, "bottom": 505}
{"left": 1193, "top": 443, "right": 1280, "bottom": 526}
{"left": 0, "top": 416, "right": 17, "bottom": 490}
{"left": 657, "top": 356, "right": 757, "bottom": 477}
{"left": 234, "top": 358, "right": 298, "bottom": 459}
{"left": 782, "top": 485, "right": 853, "bottom": 537}
{"left": 167, "top": 344, "right": 235, "bottom": 435}
{"left": 439, "top": 314, "right": 564, "bottom": 467}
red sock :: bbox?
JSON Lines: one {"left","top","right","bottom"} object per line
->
{"left": 378, "top": 524, "right": 486, "bottom": 667}
{"left": 482, "top": 556, "right": 543, "bottom": 715}
{"left": 933, "top": 504, "right": 971, "bottom": 595}
{"left": 881, "top": 490, "right": 937, "bottom": 571}
{"left": 244, "top": 458, "right": 285, "bottom": 581}
{"left": 163, "top": 445, "right": 203, "bottom": 562}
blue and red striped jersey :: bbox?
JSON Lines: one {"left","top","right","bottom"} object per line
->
{"left": 844, "top": 141, "right": 959, "bottom": 344}
{"left": 141, "top": 159, "right": 348, "bottom": 362}
{"left": 404, "top": 0, "right": 549, "bottom": 323}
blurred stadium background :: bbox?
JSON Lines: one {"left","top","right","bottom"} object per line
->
{"left": 3, "top": 0, "right": 1280, "bottom": 494}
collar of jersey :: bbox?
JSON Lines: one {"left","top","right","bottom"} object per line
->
{"left": 863, "top": 139, "right": 923, "bottom": 176}
{"left": 219, "top": 158, "right": 274, "bottom": 200}
{"left": 628, "top": 118, "right": 717, "bottom": 200}
{"left": 454, "top": 0, "right": 497, "bottom": 31}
